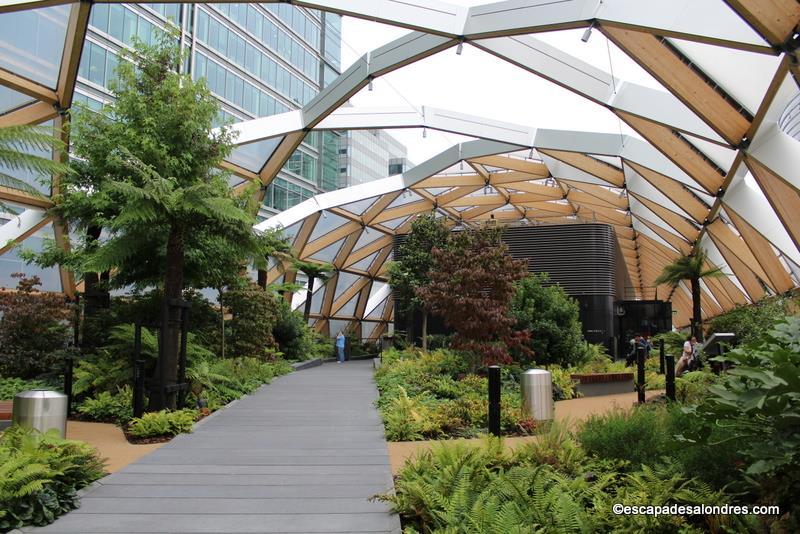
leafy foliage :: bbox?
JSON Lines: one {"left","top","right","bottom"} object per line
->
{"left": 681, "top": 316, "right": 800, "bottom": 525}
{"left": 0, "top": 426, "right": 104, "bottom": 530}
{"left": 510, "top": 273, "right": 588, "bottom": 367}
{"left": 0, "top": 124, "right": 69, "bottom": 211}
{"left": 187, "top": 357, "right": 292, "bottom": 409}
{"left": 707, "top": 295, "right": 794, "bottom": 346}
{"left": 654, "top": 248, "right": 724, "bottom": 340}
{"left": 379, "top": 436, "right": 743, "bottom": 533}
{"left": 76, "top": 386, "right": 134, "bottom": 425}
{"left": 127, "top": 409, "right": 198, "bottom": 438}
{"left": 375, "top": 348, "right": 533, "bottom": 440}
{"left": 577, "top": 406, "right": 670, "bottom": 468}
{"left": 222, "top": 281, "right": 280, "bottom": 360}
{"left": 272, "top": 299, "right": 332, "bottom": 361}
{"left": 0, "top": 274, "right": 73, "bottom": 379}
{"left": 0, "top": 377, "right": 50, "bottom": 400}
{"left": 417, "top": 226, "right": 530, "bottom": 365}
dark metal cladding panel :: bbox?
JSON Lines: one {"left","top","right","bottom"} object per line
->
{"left": 393, "top": 223, "right": 625, "bottom": 297}
{"left": 502, "top": 223, "right": 618, "bottom": 296}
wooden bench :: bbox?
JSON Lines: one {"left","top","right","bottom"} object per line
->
{"left": 0, "top": 400, "right": 13, "bottom": 420}
{"left": 570, "top": 372, "right": 635, "bottom": 397}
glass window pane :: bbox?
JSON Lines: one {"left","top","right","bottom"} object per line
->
{"left": 91, "top": 4, "right": 109, "bottom": 33}
{"left": 123, "top": 9, "right": 138, "bottom": 44}
{"left": 88, "top": 43, "right": 106, "bottom": 85}
{"left": 108, "top": 4, "right": 124, "bottom": 41}
{"left": 0, "top": 5, "right": 69, "bottom": 88}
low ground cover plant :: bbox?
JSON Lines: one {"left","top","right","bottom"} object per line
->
{"left": 0, "top": 377, "right": 52, "bottom": 400}
{"left": 127, "top": 409, "right": 198, "bottom": 439}
{"left": 375, "top": 348, "right": 534, "bottom": 440}
{"left": 0, "top": 426, "right": 105, "bottom": 530}
{"left": 379, "top": 316, "right": 800, "bottom": 532}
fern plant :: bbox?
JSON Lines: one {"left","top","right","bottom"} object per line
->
{"left": 127, "top": 409, "right": 198, "bottom": 438}
{"left": 0, "top": 426, "right": 104, "bottom": 530}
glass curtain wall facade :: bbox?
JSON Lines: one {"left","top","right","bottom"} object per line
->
{"left": 339, "top": 129, "right": 412, "bottom": 188}
{"left": 73, "top": 3, "right": 342, "bottom": 219}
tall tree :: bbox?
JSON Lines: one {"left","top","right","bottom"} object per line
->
{"left": 417, "top": 226, "right": 530, "bottom": 366}
{"left": 0, "top": 124, "right": 69, "bottom": 211}
{"left": 292, "top": 259, "right": 334, "bottom": 324}
{"left": 654, "top": 248, "right": 724, "bottom": 341}
{"left": 387, "top": 214, "right": 450, "bottom": 349}
{"left": 31, "top": 34, "right": 261, "bottom": 409}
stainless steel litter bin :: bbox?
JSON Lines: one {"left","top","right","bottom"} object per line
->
{"left": 521, "top": 369, "right": 554, "bottom": 421}
{"left": 12, "top": 390, "right": 68, "bottom": 438}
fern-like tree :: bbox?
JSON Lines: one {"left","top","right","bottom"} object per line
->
{"left": 0, "top": 124, "right": 69, "bottom": 210}
{"left": 30, "top": 35, "right": 261, "bottom": 409}
{"left": 292, "top": 259, "right": 334, "bottom": 324}
{"left": 387, "top": 214, "right": 451, "bottom": 349}
{"left": 654, "top": 248, "right": 724, "bottom": 341}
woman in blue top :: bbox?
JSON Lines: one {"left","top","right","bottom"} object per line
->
{"left": 335, "top": 331, "right": 345, "bottom": 363}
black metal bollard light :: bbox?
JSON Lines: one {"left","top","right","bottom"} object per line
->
{"left": 132, "top": 322, "right": 145, "bottom": 419}
{"left": 488, "top": 366, "right": 501, "bottom": 436}
{"left": 665, "top": 354, "right": 676, "bottom": 401}
{"left": 636, "top": 346, "right": 646, "bottom": 404}
{"left": 64, "top": 355, "right": 74, "bottom": 416}
{"left": 659, "top": 338, "right": 665, "bottom": 374}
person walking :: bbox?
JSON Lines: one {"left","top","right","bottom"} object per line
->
{"left": 335, "top": 331, "right": 346, "bottom": 363}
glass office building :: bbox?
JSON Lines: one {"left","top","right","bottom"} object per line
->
{"left": 73, "top": 3, "right": 342, "bottom": 218}
{"left": 339, "top": 129, "right": 412, "bottom": 188}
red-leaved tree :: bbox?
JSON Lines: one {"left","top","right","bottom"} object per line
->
{"left": 416, "top": 226, "right": 531, "bottom": 366}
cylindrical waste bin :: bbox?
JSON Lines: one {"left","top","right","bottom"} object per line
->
{"left": 521, "top": 369, "right": 554, "bottom": 421}
{"left": 12, "top": 390, "right": 68, "bottom": 438}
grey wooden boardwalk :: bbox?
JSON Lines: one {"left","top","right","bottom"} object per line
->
{"left": 28, "top": 360, "right": 400, "bottom": 533}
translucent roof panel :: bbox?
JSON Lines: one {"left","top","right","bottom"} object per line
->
{"left": 333, "top": 271, "right": 359, "bottom": 301}
{"left": 308, "top": 211, "right": 348, "bottom": 242}
{"left": 351, "top": 251, "right": 379, "bottom": 272}
{"left": 226, "top": 137, "right": 282, "bottom": 172}
{"left": 309, "top": 240, "right": 343, "bottom": 262}
{"left": 340, "top": 196, "right": 379, "bottom": 216}
{"left": 0, "top": 85, "right": 34, "bottom": 114}
{"left": 0, "top": 120, "right": 54, "bottom": 195}
{"left": 0, "top": 4, "right": 70, "bottom": 88}
{"left": 337, "top": 293, "right": 358, "bottom": 318}
{"left": 0, "top": 222, "right": 62, "bottom": 291}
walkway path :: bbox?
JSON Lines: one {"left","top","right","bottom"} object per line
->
{"left": 28, "top": 361, "right": 400, "bottom": 533}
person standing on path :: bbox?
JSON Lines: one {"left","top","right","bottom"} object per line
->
{"left": 336, "top": 331, "right": 346, "bottom": 363}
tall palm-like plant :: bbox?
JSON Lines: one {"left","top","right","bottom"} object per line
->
{"left": 292, "top": 259, "right": 334, "bottom": 324}
{"left": 654, "top": 248, "right": 724, "bottom": 341}
{"left": 0, "top": 124, "right": 68, "bottom": 210}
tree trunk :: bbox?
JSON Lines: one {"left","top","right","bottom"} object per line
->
{"left": 218, "top": 287, "right": 225, "bottom": 359}
{"left": 82, "top": 226, "right": 111, "bottom": 349}
{"left": 421, "top": 312, "right": 428, "bottom": 351}
{"left": 154, "top": 223, "right": 186, "bottom": 411}
{"left": 303, "top": 276, "right": 315, "bottom": 323}
{"left": 691, "top": 276, "right": 703, "bottom": 342}
{"left": 257, "top": 269, "right": 267, "bottom": 289}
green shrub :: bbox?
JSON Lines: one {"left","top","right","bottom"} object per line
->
{"left": 707, "top": 295, "right": 792, "bottom": 346}
{"left": 77, "top": 386, "right": 134, "bottom": 425}
{"left": 577, "top": 406, "right": 669, "bottom": 467}
{"left": 127, "top": 409, "right": 198, "bottom": 438}
{"left": 187, "top": 357, "right": 292, "bottom": 409}
{"left": 546, "top": 365, "right": 577, "bottom": 400}
{"left": 272, "top": 299, "right": 331, "bottom": 361}
{"left": 375, "top": 348, "right": 533, "bottom": 440}
{"left": 675, "top": 370, "right": 719, "bottom": 404}
{"left": 511, "top": 273, "right": 588, "bottom": 367}
{"left": 223, "top": 282, "right": 280, "bottom": 360}
{"left": 0, "top": 274, "right": 73, "bottom": 379}
{"left": 0, "top": 377, "right": 50, "bottom": 400}
{"left": 681, "top": 317, "right": 800, "bottom": 527}
{"left": 652, "top": 331, "right": 687, "bottom": 359}
{"left": 0, "top": 426, "right": 105, "bottom": 530}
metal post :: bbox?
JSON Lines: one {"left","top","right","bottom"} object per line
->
{"left": 133, "top": 359, "right": 145, "bottom": 419}
{"left": 665, "top": 355, "right": 676, "bottom": 401}
{"left": 133, "top": 322, "right": 145, "bottom": 418}
{"left": 636, "top": 346, "right": 646, "bottom": 404}
{"left": 177, "top": 303, "right": 190, "bottom": 409}
{"left": 63, "top": 355, "right": 73, "bottom": 416}
{"left": 659, "top": 338, "right": 665, "bottom": 374}
{"left": 488, "top": 366, "right": 501, "bottom": 436}
{"left": 156, "top": 301, "right": 169, "bottom": 410}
